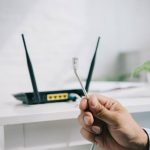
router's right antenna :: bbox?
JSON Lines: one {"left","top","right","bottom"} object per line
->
{"left": 85, "top": 36, "right": 100, "bottom": 92}
{"left": 21, "top": 34, "right": 41, "bottom": 103}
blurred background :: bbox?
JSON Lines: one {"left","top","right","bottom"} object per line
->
{"left": 0, "top": 0, "right": 150, "bottom": 96}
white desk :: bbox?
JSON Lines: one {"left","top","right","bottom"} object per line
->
{"left": 0, "top": 83, "right": 150, "bottom": 150}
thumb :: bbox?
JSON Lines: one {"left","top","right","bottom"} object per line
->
{"left": 88, "top": 94, "right": 118, "bottom": 125}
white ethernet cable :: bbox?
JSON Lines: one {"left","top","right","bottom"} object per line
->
{"left": 72, "top": 57, "right": 95, "bottom": 150}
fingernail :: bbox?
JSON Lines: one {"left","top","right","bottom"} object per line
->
{"left": 91, "top": 99, "right": 97, "bottom": 108}
{"left": 91, "top": 126, "right": 101, "bottom": 134}
{"left": 83, "top": 116, "right": 89, "bottom": 125}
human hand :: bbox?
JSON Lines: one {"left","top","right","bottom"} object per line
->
{"left": 78, "top": 94, "right": 148, "bottom": 150}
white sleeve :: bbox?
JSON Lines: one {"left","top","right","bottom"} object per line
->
{"left": 144, "top": 128, "right": 150, "bottom": 150}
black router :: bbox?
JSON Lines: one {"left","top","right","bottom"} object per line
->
{"left": 13, "top": 34, "right": 100, "bottom": 104}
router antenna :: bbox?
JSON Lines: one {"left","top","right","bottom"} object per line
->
{"left": 85, "top": 36, "right": 100, "bottom": 92}
{"left": 21, "top": 34, "right": 41, "bottom": 103}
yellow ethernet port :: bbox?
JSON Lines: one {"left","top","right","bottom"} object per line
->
{"left": 47, "top": 93, "right": 69, "bottom": 101}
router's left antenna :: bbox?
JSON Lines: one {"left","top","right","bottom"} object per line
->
{"left": 21, "top": 34, "right": 41, "bottom": 103}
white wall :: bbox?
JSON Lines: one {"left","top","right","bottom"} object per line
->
{"left": 0, "top": 0, "right": 150, "bottom": 96}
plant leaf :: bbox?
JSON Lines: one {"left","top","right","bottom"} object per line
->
{"left": 132, "top": 61, "right": 150, "bottom": 77}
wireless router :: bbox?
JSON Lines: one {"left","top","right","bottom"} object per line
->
{"left": 13, "top": 34, "right": 100, "bottom": 104}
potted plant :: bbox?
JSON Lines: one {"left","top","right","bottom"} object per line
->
{"left": 132, "top": 61, "right": 150, "bottom": 83}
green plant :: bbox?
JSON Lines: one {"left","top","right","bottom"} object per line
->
{"left": 132, "top": 61, "right": 150, "bottom": 77}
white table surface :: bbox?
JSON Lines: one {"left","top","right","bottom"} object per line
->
{"left": 0, "top": 82, "right": 150, "bottom": 126}
{"left": 0, "top": 95, "right": 150, "bottom": 126}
